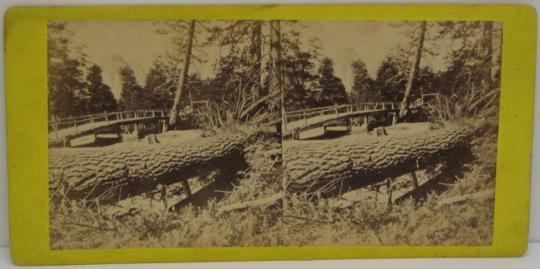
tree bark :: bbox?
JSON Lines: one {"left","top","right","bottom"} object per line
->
{"left": 284, "top": 122, "right": 483, "bottom": 194}
{"left": 252, "top": 21, "right": 263, "bottom": 99}
{"left": 269, "top": 20, "right": 282, "bottom": 97}
{"left": 169, "top": 20, "right": 196, "bottom": 127}
{"left": 49, "top": 132, "right": 258, "bottom": 201}
{"left": 399, "top": 21, "right": 427, "bottom": 119}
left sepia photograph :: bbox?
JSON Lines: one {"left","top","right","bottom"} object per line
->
{"left": 47, "top": 20, "right": 283, "bottom": 249}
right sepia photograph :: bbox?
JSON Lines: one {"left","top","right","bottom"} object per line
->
{"left": 281, "top": 20, "right": 501, "bottom": 246}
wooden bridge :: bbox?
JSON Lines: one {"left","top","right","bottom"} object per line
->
{"left": 50, "top": 104, "right": 205, "bottom": 147}
{"left": 49, "top": 109, "right": 168, "bottom": 147}
{"left": 49, "top": 101, "right": 210, "bottom": 147}
{"left": 282, "top": 102, "right": 399, "bottom": 138}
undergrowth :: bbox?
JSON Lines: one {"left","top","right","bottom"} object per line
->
{"left": 282, "top": 122, "right": 497, "bottom": 246}
{"left": 49, "top": 134, "right": 283, "bottom": 249}
{"left": 50, "top": 122, "right": 497, "bottom": 248}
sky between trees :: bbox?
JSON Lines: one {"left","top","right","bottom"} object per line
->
{"left": 65, "top": 20, "right": 458, "bottom": 98}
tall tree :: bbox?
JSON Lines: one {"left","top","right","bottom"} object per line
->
{"left": 118, "top": 66, "right": 148, "bottom": 110}
{"left": 268, "top": 20, "right": 282, "bottom": 95}
{"left": 432, "top": 21, "right": 501, "bottom": 120}
{"left": 269, "top": 20, "right": 283, "bottom": 111}
{"left": 47, "top": 22, "right": 88, "bottom": 119}
{"left": 202, "top": 20, "right": 272, "bottom": 123}
{"left": 349, "top": 59, "right": 375, "bottom": 103}
{"left": 144, "top": 61, "right": 174, "bottom": 110}
{"left": 251, "top": 21, "right": 263, "bottom": 99}
{"left": 281, "top": 23, "right": 320, "bottom": 110}
{"left": 399, "top": 21, "right": 427, "bottom": 119}
{"left": 374, "top": 57, "right": 407, "bottom": 103}
{"left": 169, "top": 20, "right": 196, "bottom": 127}
{"left": 86, "top": 64, "right": 117, "bottom": 113}
{"left": 316, "top": 58, "right": 348, "bottom": 106}
{"left": 238, "top": 20, "right": 282, "bottom": 120}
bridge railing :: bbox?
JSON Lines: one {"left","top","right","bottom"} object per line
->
{"left": 284, "top": 102, "right": 396, "bottom": 124}
{"left": 49, "top": 109, "right": 168, "bottom": 134}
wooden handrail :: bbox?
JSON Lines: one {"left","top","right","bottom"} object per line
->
{"left": 49, "top": 109, "right": 166, "bottom": 129}
{"left": 48, "top": 105, "right": 199, "bottom": 132}
{"left": 284, "top": 102, "right": 396, "bottom": 120}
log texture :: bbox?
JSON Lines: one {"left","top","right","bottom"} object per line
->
{"left": 49, "top": 133, "right": 257, "bottom": 201}
{"left": 284, "top": 123, "right": 482, "bottom": 194}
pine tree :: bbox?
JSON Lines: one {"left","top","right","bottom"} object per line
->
{"left": 86, "top": 64, "right": 117, "bottom": 114}
{"left": 349, "top": 59, "right": 375, "bottom": 103}
{"left": 144, "top": 62, "right": 174, "bottom": 110}
{"left": 316, "top": 58, "right": 348, "bottom": 106}
{"left": 399, "top": 21, "right": 427, "bottom": 119}
{"left": 118, "top": 66, "right": 149, "bottom": 110}
{"left": 47, "top": 22, "right": 88, "bottom": 119}
{"left": 170, "top": 20, "right": 196, "bottom": 127}
{"left": 374, "top": 57, "right": 407, "bottom": 103}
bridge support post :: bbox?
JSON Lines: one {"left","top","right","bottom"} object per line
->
{"left": 161, "top": 120, "right": 168, "bottom": 133}
{"left": 386, "top": 178, "right": 393, "bottom": 210}
{"left": 117, "top": 126, "right": 123, "bottom": 141}
{"left": 182, "top": 180, "right": 192, "bottom": 198}
{"left": 52, "top": 122, "right": 59, "bottom": 141}
{"left": 63, "top": 137, "right": 71, "bottom": 147}
{"left": 410, "top": 170, "right": 419, "bottom": 189}
{"left": 392, "top": 112, "right": 398, "bottom": 125}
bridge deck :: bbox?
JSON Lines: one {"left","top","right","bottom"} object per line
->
{"left": 48, "top": 109, "right": 172, "bottom": 146}
{"left": 283, "top": 102, "right": 398, "bottom": 136}
{"left": 48, "top": 116, "right": 163, "bottom": 146}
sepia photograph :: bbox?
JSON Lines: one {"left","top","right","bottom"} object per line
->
{"left": 47, "top": 19, "right": 501, "bottom": 249}
{"left": 281, "top": 20, "right": 501, "bottom": 246}
{"left": 47, "top": 20, "right": 283, "bottom": 249}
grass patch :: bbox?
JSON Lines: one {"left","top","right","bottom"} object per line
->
{"left": 49, "top": 134, "right": 283, "bottom": 249}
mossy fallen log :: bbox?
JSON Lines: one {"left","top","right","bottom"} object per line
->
{"left": 49, "top": 132, "right": 258, "bottom": 201}
{"left": 284, "top": 122, "right": 484, "bottom": 195}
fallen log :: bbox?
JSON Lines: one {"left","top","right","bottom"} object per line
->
{"left": 437, "top": 189, "right": 494, "bottom": 207}
{"left": 49, "top": 132, "right": 260, "bottom": 201}
{"left": 284, "top": 122, "right": 484, "bottom": 195}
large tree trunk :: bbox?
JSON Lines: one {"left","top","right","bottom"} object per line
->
{"left": 284, "top": 122, "right": 484, "bottom": 195}
{"left": 252, "top": 21, "right": 263, "bottom": 99}
{"left": 239, "top": 21, "right": 281, "bottom": 123}
{"left": 169, "top": 20, "right": 196, "bottom": 127}
{"left": 49, "top": 132, "right": 259, "bottom": 202}
{"left": 399, "top": 21, "right": 427, "bottom": 119}
{"left": 268, "top": 20, "right": 282, "bottom": 97}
